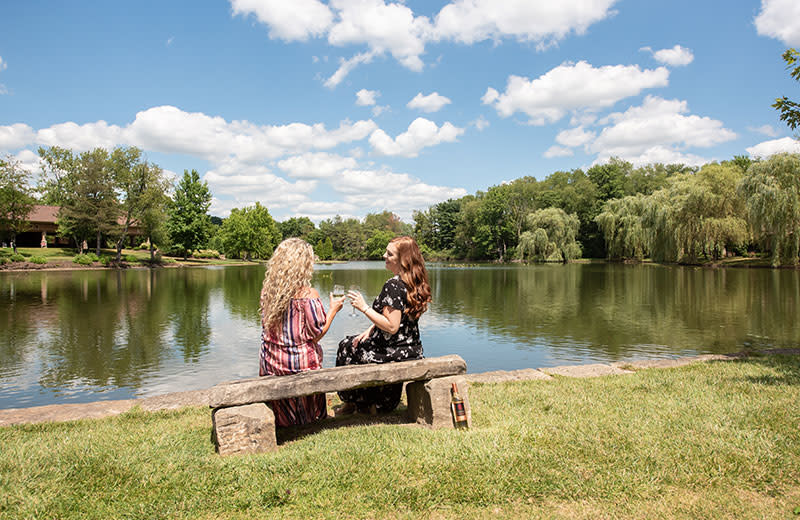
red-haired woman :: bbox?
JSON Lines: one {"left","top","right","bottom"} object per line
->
{"left": 337, "top": 236, "right": 432, "bottom": 414}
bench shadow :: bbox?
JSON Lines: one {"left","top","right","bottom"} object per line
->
{"left": 275, "top": 405, "right": 414, "bottom": 445}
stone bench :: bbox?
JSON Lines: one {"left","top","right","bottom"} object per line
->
{"left": 209, "top": 354, "right": 471, "bottom": 456}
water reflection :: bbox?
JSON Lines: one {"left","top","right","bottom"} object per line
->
{"left": 1, "top": 263, "right": 798, "bottom": 408}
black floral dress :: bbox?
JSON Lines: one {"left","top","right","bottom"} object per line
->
{"left": 336, "top": 275, "right": 423, "bottom": 412}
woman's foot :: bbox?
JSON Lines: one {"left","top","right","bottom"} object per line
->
{"left": 333, "top": 402, "right": 357, "bottom": 416}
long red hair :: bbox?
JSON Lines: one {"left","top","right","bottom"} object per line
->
{"left": 391, "top": 236, "right": 431, "bottom": 320}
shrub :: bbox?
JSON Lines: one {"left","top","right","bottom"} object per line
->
{"left": 0, "top": 257, "right": 8, "bottom": 265}
{"left": 192, "top": 249, "right": 221, "bottom": 259}
{"left": 124, "top": 254, "right": 139, "bottom": 263}
{"left": 100, "top": 255, "right": 114, "bottom": 266}
{"left": 86, "top": 253, "right": 100, "bottom": 262}
{"left": 137, "top": 242, "right": 150, "bottom": 250}
{"left": 10, "top": 253, "right": 25, "bottom": 262}
{"left": 29, "top": 256, "right": 47, "bottom": 264}
{"left": 73, "top": 254, "right": 94, "bottom": 265}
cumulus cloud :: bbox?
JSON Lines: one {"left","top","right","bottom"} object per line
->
{"left": 748, "top": 124, "right": 780, "bottom": 137}
{"left": 642, "top": 44, "right": 694, "bottom": 66}
{"left": 231, "top": 0, "right": 334, "bottom": 41}
{"left": 0, "top": 123, "right": 36, "bottom": 150}
{"left": 234, "top": 0, "right": 620, "bottom": 86}
{"left": 277, "top": 152, "right": 358, "bottom": 178}
{"left": 555, "top": 126, "right": 596, "bottom": 148}
{"left": 355, "top": 88, "right": 378, "bottom": 106}
{"left": 483, "top": 61, "right": 670, "bottom": 124}
{"left": 543, "top": 145, "right": 574, "bottom": 158}
{"left": 407, "top": 92, "right": 452, "bottom": 113}
{"left": 754, "top": 0, "right": 800, "bottom": 46}
{"left": 746, "top": 137, "right": 800, "bottom": 158}
{"left": 472, "top": 115, "right": 489, "bottom": 131}
{"left": 368, "top": 117, "right": 464, "bottom": 157}
{"left": 434, "top": 0, "right": 618, "bottom": 47}
{"left": 0, "top": 56, "right": 6, "bottom": 71}
{"left": 581, "top": 96, "right": 735, "bottom": 166}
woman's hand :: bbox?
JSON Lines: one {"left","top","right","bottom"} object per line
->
{"left": 347, "top": 289, "right": 368, "bottom": 313}
{"left": 329, "top": 293, "right": 345, "bottom": 313}
{"left": 352, "top": 325, "right": 373, "bottom": 347}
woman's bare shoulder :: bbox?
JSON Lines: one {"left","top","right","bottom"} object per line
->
{"left": 295, "top": 286, "right": 320, "bottom": 299}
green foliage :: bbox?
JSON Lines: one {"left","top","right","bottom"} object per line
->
{"left": 72, "top": 254, "right": 94, "bottom": 265}
{"left": 0, "top": 257, "right": 8, "bottom": 265}
{"left": 219, "top": 202, "right": 279, "bottom": 260}
{"left": 9, "top": 253, "right": 25, "bottom": 262}
{"left": 738, "top": 153, "right": 800, "bottom": 265}
{"left": 773, "top": 48, "right": 800, "bottom": 131}
{"left": 595, "top": 194, "right": 648, "bottom": 261}
{"left": 166, "top": 169, "right": 212, "bottom": 259}
{"left": 29, "top": 256, "right": 47, "bottom": 264}
{"left": 124, "top": 254, "right": 139, "bottom": 263}
{"left": 279, "top": 216, "right": 315, "bottom": 241}
{"left": 315, "top": 236, "right": 333, "bottom": 260}
{"left": 100, "top": 255, "right": 113, "bottom": 266}
{"left": 191, "top": 249, "right": 221, "bottom": 259}
{"left": 364, "top": 230, "right": 395, "bottom": 259}
{"left": 519, "top": 207, "right": 582, "bottom": 262}
{"left": 0, "top": 155, "right": 36, "bottom": 253}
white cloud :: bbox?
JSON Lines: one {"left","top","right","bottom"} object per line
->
{"left": 277, "top": 152, "right": 358, "bottom": 178}
{"left": 166, "top": 36, "right": 174, "bottom": 46}
{"left": 434, "top": 0, "right": 619, "bottom": 48}
{"left": 293, "top": 200, "right": 358, "bottom": 220}
{"left": 324, "top": 50, "right": 378, "bottom": 88}
{"left": 327, "top": 0, "right": 433, "bottom": 72}
{"left": 407, "top": 92, "right": 452, "bottom": 113}
{"left": 555, "top": 126, "right": 596, "bottom": 148}
{"left": 748, "top": 124, "right": 780, "bottom": 137}
{"left": 231, "top": 0, "right": 334, "bottom": 41}
{"left": 472, "top": 116, "right": 489, "bottom": 131}
{"left": 234, "top": 1, "right": 619, "bottom": 85}
{"left": 371, "top": 105, "right": 389, "bottom": 117}
{"left": 0, "top": 56, "right": 6, "bottom": 71}
{"left": 589, "top": 96, "right": 736, "bottom": 163}
{"left": 368, "top": 117, "right": 464, "bottom": 157}
{"left": 0, "top": 123, "right": 36, "bottom": 150}
{"left": 355, "top": 88, "right": 378, "bottom": 106}
{"left": 37, "top": 121, "right": 126, "bottom": 151}
{"left": 746, "top": 137, "right": 800, "bottom": 158}
{"left": 483, "top": 61, "right": 670, "bottom": 124}
{"left": 543, "top": 146, "right": 574, "bottom": 158}
{"left": 755, "top": 0, "right": 800, "bottom": 46}
{"left": 10, "top": 149, "right": 43, "bottom": 176}
{"left": 646, "top": 45, "right": 694, "bottom": 67}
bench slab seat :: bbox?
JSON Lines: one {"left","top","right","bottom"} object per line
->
{"left": 210, "top": 355, "right": 471, "bottom": 456}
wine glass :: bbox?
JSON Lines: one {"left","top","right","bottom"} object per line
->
{"left": 332, "top": 284, "right": 345, "bottom": 299}
{"left": 348, "top": 284, "right": 361, "bottom": 317}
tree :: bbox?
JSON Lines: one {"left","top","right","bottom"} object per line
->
{"left": 108, "top": 147, "right": 170, "bottom": 261}
{"left": 595, "top": 194, "right": 648, "bottom": 261}
{"left": 166, "top": 170, "right": 212, "bottom": 260}
{"left": 279, "top": 217, "right": 315, "bottom": 241}
{"left": 0, "top": 156, "right": 36, "bottom": 253}
{"left": 37, "top": 146, "right": 78, "bottom": 206}
{"left": 56, "top": 148, "right": 119, "bottom": 255}
{"left": 365, "top": 230, "right": 395, "bottom": 259}
{"left": 315, "top": 236, "right": 333, "bottom": 260}
{"left": 773, "top": 48, "right": 800, "bottom": 132}
{"left": 219, "top": 202, "right": 279, "bottom": 260}
{"left": 738, "top": 153, "right": 800, "bottom": 265}
{"left": 518, "top": 207, "right": 582, "bottom": 263}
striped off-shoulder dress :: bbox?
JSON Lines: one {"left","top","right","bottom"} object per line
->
{"left": 259, "top": 297, "right": 327, "bottom": 427}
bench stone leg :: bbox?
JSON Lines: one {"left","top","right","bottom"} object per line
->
{"left": 212, "top": 403, "right": 277, "bottom": 456}
{"left": 406, "top": 375, "right": 472, "bottom": 429}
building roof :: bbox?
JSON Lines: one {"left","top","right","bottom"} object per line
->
{"left": 28, "top": 205, "right": 60, "bottom": 223}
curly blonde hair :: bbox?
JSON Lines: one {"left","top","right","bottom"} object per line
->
{"left": 259, "top": 238, "right": 316, "bottom": 332}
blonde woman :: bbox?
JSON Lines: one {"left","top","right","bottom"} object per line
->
{"left": 259, "top": 238, "right": 344, "bottom": 427}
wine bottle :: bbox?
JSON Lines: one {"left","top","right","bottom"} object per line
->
{"left": 450, "top": 382, "right": 468, "bottom": 429}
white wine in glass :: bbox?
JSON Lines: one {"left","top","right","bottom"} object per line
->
{"left": 332, "top": 284, "right": 345, "bottom": 298}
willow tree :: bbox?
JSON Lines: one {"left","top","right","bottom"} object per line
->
{"left": 738, "top": 153, "right": 800, "bottom": 265}
{"left": 518, "top": 207, "right": 581, "bottom": 263}
{"left": 595, "top": 194, "right": 648, "bottom": 261}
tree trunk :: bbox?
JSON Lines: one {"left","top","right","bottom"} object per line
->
{"left": 149, "top": 235, "right": 155, "bottom": 262}
{"left": 96, "top": 230, "right": 102, "bottom": 257}
{"left": 10, "top": 234, "right": 16, "bottom": 254}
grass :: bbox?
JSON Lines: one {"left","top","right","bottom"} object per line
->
{"left": 1, "top": 356, "right": 799, "bottom": 519}
{"left": 0, "top": 247, "right": 251, "bottom": 268}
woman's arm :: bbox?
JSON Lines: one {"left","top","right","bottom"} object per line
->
{"left": 348, "top": 290, "right": 401, "bottom": 335}
{"left": 314, "top": 290, "right": 345, "bottom": 342}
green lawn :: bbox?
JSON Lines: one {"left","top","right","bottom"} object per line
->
{"left": 1, "top": 356, "right": 798, "bottom": 519}
{"left": 0, "top": 247, "right": 253, "bottom": 267}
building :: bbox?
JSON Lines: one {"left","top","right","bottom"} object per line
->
{"left": 10, "top": 205, "right": 143, "bottom": 248}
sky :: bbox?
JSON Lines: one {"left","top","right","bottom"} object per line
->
{"left": 1, "top": 0, "right": 800, "bottom": 222}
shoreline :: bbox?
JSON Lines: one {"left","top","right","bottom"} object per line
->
{"left": 3, "top": 348, "right": 797, "bottom": 427}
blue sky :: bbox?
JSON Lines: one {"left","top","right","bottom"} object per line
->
{"left": 1, "top": 0, "right": 799, "bottom": 221}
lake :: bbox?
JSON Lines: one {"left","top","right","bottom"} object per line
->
{"left": 1, "top": 262, "right": 798, "bottom": 409}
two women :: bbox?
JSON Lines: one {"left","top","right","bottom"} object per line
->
{"left": 259, "top": 236, "right": 431, "bottom": 426}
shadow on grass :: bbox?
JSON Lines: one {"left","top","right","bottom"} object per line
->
{"left": 735, "top": 349, "right": 800, "bottom": 386}
{"left": 275, "top": 405, "right": 413, "bottom": 445}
